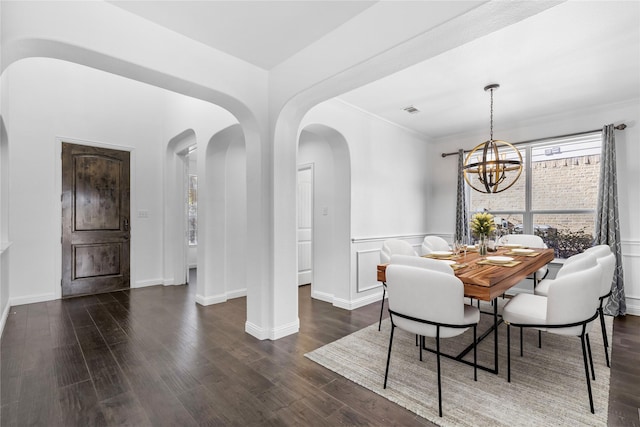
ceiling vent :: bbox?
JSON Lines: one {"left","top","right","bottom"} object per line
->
{"left": 403, "top": 105, "right": 420, "bottom": 114}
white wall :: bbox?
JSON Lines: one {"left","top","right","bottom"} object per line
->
{"left": 0, "top": 0, "right": 8, "bottom": 331}
{"left": 4, "top": 58, "right": 237, "bottom": 305}
{"left": 430, "top": 99, "right": 640, "bottom": 313}
{"left": 304, "top": 100, "right": 431, "bottom": 238}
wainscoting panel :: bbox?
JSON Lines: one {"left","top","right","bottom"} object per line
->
{"left": 621, "top": 239, "right": 640, "bottom": 316}
{"left": 351, "top": 234, "right": 428, "bottom": 307}
{"left": 356, "top": 249, "right": 382, "bottom": 293}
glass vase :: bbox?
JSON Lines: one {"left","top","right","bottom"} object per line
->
{"left": 479, "top": 235, "right": 487, "bottom": 256}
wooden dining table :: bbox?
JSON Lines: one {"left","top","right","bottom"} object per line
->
{"left": 376, "top": 247, "right": 555, "bottom": 374}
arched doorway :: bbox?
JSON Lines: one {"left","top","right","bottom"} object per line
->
{"left": 196, "top": 124, "right": 248, "bottom": 305}
{"left": 1, "top": 37, "right": 269, "bottom": 336}
{"left": 297, "top": 125, "right": 351, "bottom": 306}
{"left": 165, "top": 130, "right": 197, "bottom": 288}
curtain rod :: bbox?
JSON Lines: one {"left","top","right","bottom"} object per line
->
{"left": 440, "top": 123, "right": 627, "bottom": 158}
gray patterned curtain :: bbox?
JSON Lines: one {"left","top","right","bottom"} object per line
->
{"left": 595, "top": 124, "right": 626, "bottom": 316}
{"left": 455, "top": 149, "right": 470, "bottom": 243}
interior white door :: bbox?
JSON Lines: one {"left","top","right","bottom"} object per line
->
{"left": 297, "top": 166, "right": 313, "bottom": 286}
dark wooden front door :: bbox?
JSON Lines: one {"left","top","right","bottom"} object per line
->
{"left": 62, "top": 143, "right": 130, "bottom": 297}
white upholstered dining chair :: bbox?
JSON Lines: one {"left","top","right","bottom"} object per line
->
{"left": 378, "top": 239, "right": 418, "bottom": 331}
{"left": 389, "top": 254, "right": 454, "bottom": 275}
{"left": 535, "top": 246, "right": 616, "bottom": 367}
{"left": 499, "top": 233, "right": 549, "bottom": 286}
{"left": 583, "top": 245, "right": 616, "bottom": 367}
{"left": 534, "top": 252, "right": 597, "bottom": 296}
{"left": 421, "top": 235, "right": 451, "bottom": 255}
{"left": 503, "top": 262, "right": 603, "bottom": 413}
{"left": 384, "top": 263, "right": 479, "bottom": 417}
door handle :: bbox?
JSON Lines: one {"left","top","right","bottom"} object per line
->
{"left": 123, "top": 218, "right": 129, "bottom": 231}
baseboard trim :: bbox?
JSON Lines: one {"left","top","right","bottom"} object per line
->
{"left": 10, "top": 292, "right": 56, "bottom": 306}
{"left": 625, "top": 296, "right": 640, "bottom": 316}
{"left": 226, "top": 288, "right": 247, "bottom": 299}
{"left": 245, "top": 319, "right": 300, "bottom": 341}
{"left": 195, "top": 293, "right": 227, "bottom": 306}
{"left": 134, "top": 279, "right": 164, "bottom": 289}
{"left": 269, "top": 319, "right": 300, "bottom": 340}
{"left": 245, "top": 321, "right": 268, "bottom": 340}
{"left": 311, "top": 289, "right": 333, "bottom": 304}
{"left": 333, "top": 292, "right": 382, "bottom": 310}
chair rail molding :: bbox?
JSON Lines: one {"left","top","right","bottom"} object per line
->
{"left": 351, "top": 233, "right": 428, "bottom": 244}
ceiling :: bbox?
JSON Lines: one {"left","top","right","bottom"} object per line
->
{"left": 339, "top": 1, "right": 640, "bottom": 139}
{"left": 110, "top": 1, "right": 640, "bottom": 140}
{"left": 110, "top": 0, "right": 379, "bottom": 69}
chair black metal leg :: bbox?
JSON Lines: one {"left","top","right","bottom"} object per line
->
{"left": 436, "top": 329, "right": 442, "bottom": 417}
{"left": 533, "top": 272, "right": 537, "bottom": 289}
{"left": 507, "top": 324, "right": 511, "bottom": 383}
{"left": 419, "top": 336, "right": 423, "bottom": 361}
{"left": 538, "top": 330, "right": 542, "bottom": 348}
{"left": 580, "top": 333, "right": 595, "bottom": 414}
{"left": 383, "top": 324, "right": 395, "bottom": 389}
{"left": 519, "top": 327, "right": 523, "bottom": 357}
{"left": 473, "top": 325, "right": 477, "bottom": 382}
{"left": 586, "top": 333, "right": 595, "bottom": 381}
{"left": 378, "top": 285, "right": 386, "bottom": 331}
{"left": 599, "top": 307, "right": 610, "bottom": 368}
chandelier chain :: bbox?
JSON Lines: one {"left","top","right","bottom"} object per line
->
{"left": 489, "top": 87, "right": 494, "bottom": 142}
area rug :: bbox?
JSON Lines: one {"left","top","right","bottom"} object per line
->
{"left": 305, "top": 310, "right": 612, "bottom": 427}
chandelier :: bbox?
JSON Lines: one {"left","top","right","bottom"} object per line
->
{"left": 463, "top": 84, "right": 523, "bottom": 194}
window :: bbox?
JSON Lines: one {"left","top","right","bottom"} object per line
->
{"left": 468, "top": 132, "right": 601, "bottom": 258}
{"left": 188, "top": 174, "right": 197, "bottom": 245}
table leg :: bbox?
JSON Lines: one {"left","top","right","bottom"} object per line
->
{"left": 432, "top": 298, "right": 501, "bottom": 374}
{"left": 493, "top": 298, "right": 498, "bottom": 374}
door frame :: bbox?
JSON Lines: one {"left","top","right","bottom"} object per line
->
{"left": 54, "top": 137, "right": 136, "bottom": 300}
{"left": 297, "top": 163, "right": 314, "bottom": 288}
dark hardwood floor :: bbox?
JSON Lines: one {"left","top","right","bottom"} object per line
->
{"left": 1, "top": 271, "right": 638, "bottom": 426}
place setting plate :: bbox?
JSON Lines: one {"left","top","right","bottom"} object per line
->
{"left": 505, "top": 248, "right": 541, "bottom": 257}
{"left": 428, "top": 251, "right": 454, "bottom": 259}
{"left": 511, "top": 248, "right": 535, "bottom": 254}
{"left": 477, "top": 255, "right": 521, "bottom": 266}
{"left": 486, "top": 256, "right": 514, "bottom": 264}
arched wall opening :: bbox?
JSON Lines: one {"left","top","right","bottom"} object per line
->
{"left": 297, "top": 124, "right": 351, "bottom": 306}
{"left": 0, "top": 116, "right": 10, "bottom": 319}
{"left": 164, "top": 129, "right": 197, "bottom": 287}
{"left": 0, "top": 53, "right": 264, "bottom": 332}
{"left": 196, "top": 124, "right": 247, "bottom": 305}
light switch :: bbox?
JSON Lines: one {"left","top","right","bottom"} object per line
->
{"left": 138, "top": 210, "right": 149, "bottom": 218}
{"left": 321, "top": 207, "right": 328, "bottom": 216}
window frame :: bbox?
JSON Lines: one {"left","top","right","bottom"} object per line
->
{"left": 467, "top": 132, "right": 601, "bottom": 258}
